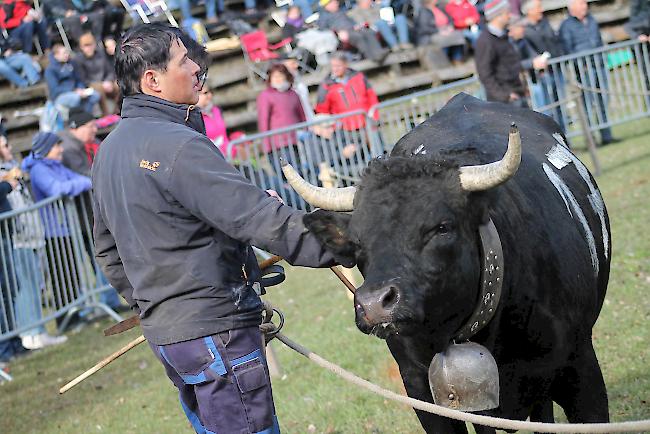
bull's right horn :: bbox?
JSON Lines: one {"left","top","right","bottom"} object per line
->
{"left": 281, "top": 161, "right": 356, "bottom": 211}
{"left": 458, "top": 123, "right": 522, "bottom": 192}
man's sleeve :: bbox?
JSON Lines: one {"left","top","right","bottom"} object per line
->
{"left": 168, "top": 136, "right": 338, "bottom": 268}
{"left": 92, "top": 191, "right": 139, "bottom": 312}
{"left": 559, "top": 21, "right": 574, "bottom": 54}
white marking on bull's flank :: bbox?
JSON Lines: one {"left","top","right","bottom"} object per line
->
{"left": 546, "top": 145, "right": 572, "bottom": 169}
{"left": 413, "top": 144, "right": 425, "bottom": 155}
{"left": 543, "top": 163, "right": 599, "bottom": 275}
{"left": 552, "top": 133, "right": 568, "bottom": 148}
{"left": 547, "top": 144, "right": 609, "bottom": 260}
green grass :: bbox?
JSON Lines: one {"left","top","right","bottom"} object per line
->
{"left": 1, "top": 119, "right": 649, "bottom": 434}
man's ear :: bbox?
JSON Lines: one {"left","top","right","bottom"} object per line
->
{"left": 304, "top": 209, "right": 356, "bottom": 267}
{"left": 141, "top": 70, "right": 161, "bottom": 95}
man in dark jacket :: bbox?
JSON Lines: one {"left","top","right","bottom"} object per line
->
{"left": 92, "top": 23, "right": 341, "bottom": 434}
{"left": 318, "top": 0, "right": 389, "bottom": 62}
{"left": 74, "top": 32, "right": 118, "bottom": 116}
{"left": 625, "top": 0, "right": 650, "bottom": 40}
{"left": 474, "top": 0, "right": 527, "bottom": 106}
{"left": 560, "top": 0, "right": 618, "bottom": 145}
{"left": 60, "top": 108, "right": 97, "bottom": 176}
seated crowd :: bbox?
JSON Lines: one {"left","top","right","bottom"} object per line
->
{"left": 0, "top": 0, "right": 647, "bottom": 373}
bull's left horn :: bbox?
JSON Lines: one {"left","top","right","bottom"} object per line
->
{"left": 281, "top": 161, "right": 356, "bottom": 211}
{"left": 459, "top": 123, "right": 522, "bottom": 191}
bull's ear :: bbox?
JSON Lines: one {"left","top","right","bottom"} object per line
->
{"left": 304, "top": 210, "right": 356, "bottom": 267}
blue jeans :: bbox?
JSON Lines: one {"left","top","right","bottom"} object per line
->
{"left": 10, "top": 20, "right": 51, "bottom": 54}
{"left": 0, "top": 53, "right": 40, "bottom": 88}
{"left": 463, "top": 28, "right": 480, "bottom": 47}
{"left": 54, "top": 90, "right": 101, "bottom": 116}
{"left": 178, "top": 0, "right": 220, "bottom": 19}
{"left": 293, "top": 0, "right": 317, "bottom": 17}
{"left": 13, "top": 248, "right": 46, "bottom": 337}
{"left": 374, "top": 15, "right": 410, "bottom": 48}
{"left": 530, "top": 71, "right": 567, "bottom": 133}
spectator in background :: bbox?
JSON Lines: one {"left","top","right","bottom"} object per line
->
{"left": 0, "top": 143, "right": 27, "bottom": 364}
{"left": 43, "top": 0, "right": 104, "bottom": 42}
{"left": 257, "top": 63, "right": 306, "bottom": 174}
{"left": 318, "top": 0, "right": 390, "bottom": 63}
{"left": 0, "top": 134, "right": 68, "bottom": 350}
{"left": 282, "top": 52, "right": 314, "bottom": 121}
{"left": 445, "top": 0, "right": 481, "bottom": 46}
{"left": 0, "top": 34, "right": 41, "bottom": 88}
{"left": 415, "top": 0, "right": 466, "bottom": 64}
{"left": 178, "top": 0, "right": 219, "bottom": 24}
{"left": 474, "top": 0, "right": 527, "bottom": 106}
{"left": 626, "top": 0, "right": 650, "bottom": 41}
{"left": 103, "top": 36, "right": 116, "bottom": 66}
{"left": 281, "top": 6, "right": 305, "bottom": 41}
{"left": 74, "top": 32, "right": 119, "bottom": 116}
{"left": 59, "top": 108, "right": 98, "bottom": 176}
{"left": 197, "top": 86, "right": 230, "bottom": 157}
{"left": 560, "top": 0, "right": 618, "bottom": 145}
{"left": 347, "top": 0, "right": 412, "bottom": 52}
{"left": 22, "top": 132, "right": 123, "bottom": 326}
{"left": 0, "top": 0, "right": 51, "bottom": 55}
{"left": 45, "top": 43, "right": 100, "bottom": 118}
{"left": 520, "top": 0, "right": 566, "bottom": 130}
{"left": 98, "top": 0, "right": 124, "bottom": 41}
{"left": 315, "top": 51, "right": 378, "bottom": 130}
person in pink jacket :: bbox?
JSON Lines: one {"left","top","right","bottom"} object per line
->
{"left": 197, "top": 86, "right": 231, "bottom": 157}
{"left": 256, "top": 63, "right": 306, "bottom": 176}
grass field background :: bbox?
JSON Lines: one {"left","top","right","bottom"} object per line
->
{"left": 1, "top": 119, "right": 649, "bottom": 434}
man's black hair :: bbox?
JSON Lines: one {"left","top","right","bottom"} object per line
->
{"left": 115, "top": 23, "right": 183, "bottom": 97}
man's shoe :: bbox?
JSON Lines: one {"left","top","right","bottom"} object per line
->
{"left": 601, "top": 137, "right": 622, "bottom": 146}
{"left": 22, "top": 333, "right": 68, "bottom": 350}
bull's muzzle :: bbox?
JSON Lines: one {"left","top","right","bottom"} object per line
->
{"left": 354, "top": 283, "right": 401, "bottom": 328}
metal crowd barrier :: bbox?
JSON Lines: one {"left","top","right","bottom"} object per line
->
{"left": 527, "top": 39, "right": 650, "bottom": 140}
{"left": 0, "top": 191, "right": 122, "bottom": 354}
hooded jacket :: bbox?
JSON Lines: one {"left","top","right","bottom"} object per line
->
{"left": 92, "top": 94, "right": 337, "bottom": 346}
{"left": 21, "top": 155, "right": 92, "bottom": 237}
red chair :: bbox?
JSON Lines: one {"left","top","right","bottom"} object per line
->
{"left": 240, "top": 30, "right": 293, "bottom": 81}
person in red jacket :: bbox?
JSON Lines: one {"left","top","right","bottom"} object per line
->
{"left": 315, "top": 51, "right": 378, "bottom": 131}
{"left": 0, "top": 0, "right": 51, "bottom": 54}
{"left": 445, "top": 0, "right": 481, "bottom": 46}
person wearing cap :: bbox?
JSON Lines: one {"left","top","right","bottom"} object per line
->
{"left": 59, "top": 107, "right": 98, "bottom": 177}
{"left": 317, "top": 0, "right": 390, "bottom": 63}
{"left": 92, "top": 23, "right": 340, "bottom": 434}
{"left": 21, "top": 132, "right": 93, "bottom": 328}
{"left": 559, "top": 0, "right": 619, "bottom": 145}
{"left": 74, "top": 32, "right": 119, "bottom": 116}
{"left": 474, "top": 0, "right": 527, "bottom": 106}
{"left": 0, "top": 133, "right": 68, "bottom": 350}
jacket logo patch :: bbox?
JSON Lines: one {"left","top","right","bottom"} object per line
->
{"left": 139, "top": 160, "right": 160, "bottom": 172}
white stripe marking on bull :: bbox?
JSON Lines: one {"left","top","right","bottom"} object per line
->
{"left": 546, "top": 137, "right": 609, "bottom": 261}
{"left": 543, "top": 163, "right": 599, "bottom": 275}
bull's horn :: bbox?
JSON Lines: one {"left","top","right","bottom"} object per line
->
{"left": 281, "top": 161, "right": 356, "bottom": 211}
{"left": 459, "top": 123, "right": 522, "bottom": 191}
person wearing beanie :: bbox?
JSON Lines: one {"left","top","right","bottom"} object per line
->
{"left": 22, "top": 132, "right": 92, "bottom": 328}
{"left": 474, "top": 0, "right": 528, "bottom": 106}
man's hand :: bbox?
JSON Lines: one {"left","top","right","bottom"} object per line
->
{"left": 337, "top": 30, "right": 350, "bottom": 43}
{"left": 509, "top": 93, "right": 520, "bottom": 101}
{"left": 102, "top": 81, "right": 114, "bottom": 92}
{"left": 639, "top": 34, "right": 649, "bottom": 43}
{"left": 532, "top": 55, "right": 548, "bottom": 70}
{"left": 266, "top": 189, "right": 285, "bottom": 204}
{"left": 65, "top": 9, "right": 75, "bottom": 17}
{"left": 75, "top": 88, "right": 87, "bottom": 96}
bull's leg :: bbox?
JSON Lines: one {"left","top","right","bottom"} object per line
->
{"left": 531, "top": 399, "right": 554, "bottom": 434}
{"left": 551, "top": 340, "right": 609, "bottom": 423}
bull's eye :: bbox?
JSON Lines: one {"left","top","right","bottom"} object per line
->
{"left": 424, "top": 221, "right": 453, "bottom": 242}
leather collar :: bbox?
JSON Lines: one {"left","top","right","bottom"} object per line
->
{"left": 454, "top": 218, "right": 504, "bottom": 341}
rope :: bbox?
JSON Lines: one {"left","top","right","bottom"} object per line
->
{"left": 274, "top": 332, "right": 650, "bottom": 433}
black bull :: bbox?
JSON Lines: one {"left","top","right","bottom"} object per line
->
{"left": 300, "top": 94, "right": 611, "bottom": 433}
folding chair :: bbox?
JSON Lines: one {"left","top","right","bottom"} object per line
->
{"left": 240, "top": 30, "right": 293, "bottom": 82}
{"left": 119, "top": 0, "right": 179, "bottom": 27}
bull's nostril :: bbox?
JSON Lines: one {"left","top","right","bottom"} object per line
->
{"left": 381, "top": 286, "right": 399, "bottom": 310}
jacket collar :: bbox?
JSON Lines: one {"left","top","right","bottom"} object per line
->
{"left": 121, "top": 94, "right": 206, "bottom": 135}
